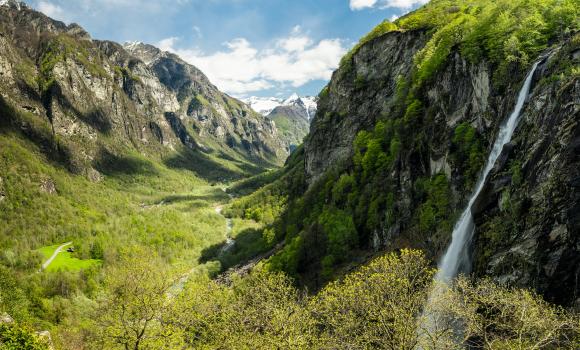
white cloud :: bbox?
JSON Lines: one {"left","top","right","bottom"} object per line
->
{"left": 36, "top": 1, "right": 68, "bottom": 21}
{"left": 33, "top": 0, "right": 191, "bottom": 22}
{"left": 350, "top": 0, "right": 378, "bottom": 10}
{"left": 157, "top": 37, "right": 179, "bottom": 51}
{"left": 158, "top": 28, "right": 347, "bottom": 95}
{"left": 349, "top": 0, "right": 428, "bottom": 11}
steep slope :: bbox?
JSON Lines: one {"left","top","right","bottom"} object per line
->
{"left": 0, "top": 1, "right": 286, "bottom": 183}
{"left": 226, "top": 0, "right": 579, "bottom": 303}
{"left": 267, "top": 104, "right": 310, "bottom": 151}
{"left": 123, "top": 42, "right": 286, "bottom": 164}
{"left": 245, "top": 94, "right": 318, "bottom": 151}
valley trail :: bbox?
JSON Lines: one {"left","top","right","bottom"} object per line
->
{"left": 41, "top": 242, "right": 72, "bottom": 270}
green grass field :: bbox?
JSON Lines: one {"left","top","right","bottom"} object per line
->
{"left": 37, "top": 244, "right": 101, "bottom": 272}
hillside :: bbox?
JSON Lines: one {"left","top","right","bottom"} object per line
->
{"left": 1, "top": 0, "right": 579, "bottom": 349}
{"left": 0, "top": 2, "right": 285, "bottom": 346}
{"left": 268, "top": 105, "right": 310, "bottom": 151}
{"left": 225, "top": 0, "right": 579, "bottom": 305}
{"left": 0, "top": 0, "right": 286, "bottom": 183}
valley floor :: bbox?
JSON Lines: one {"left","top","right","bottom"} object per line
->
{"left": 0, "top": 130, "right": 269, "bottom": 347}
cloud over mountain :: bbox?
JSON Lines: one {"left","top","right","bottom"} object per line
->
{"left": 158, "top": 27, "right": 347, "bottom": 95}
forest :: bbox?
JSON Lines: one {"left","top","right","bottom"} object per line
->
{"left": 1, "top": 0, "right": 579, "bottom": 349}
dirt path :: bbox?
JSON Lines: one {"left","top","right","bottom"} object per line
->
{"left": 41, "top": 242, "right": 72, "bottom": 270}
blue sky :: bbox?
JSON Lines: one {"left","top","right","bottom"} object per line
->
{"left": 29, "top": 0, "right": 428, "bottom": 98}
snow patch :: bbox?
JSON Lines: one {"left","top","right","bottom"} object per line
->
{"left": 243, "top": 96, "right": 283, "bottom": 116}
{"left": 0, "top": 0, "right": 26, "bottom": 10}
{"left": 244, "top": 93, "right": 318, "bottom": 120}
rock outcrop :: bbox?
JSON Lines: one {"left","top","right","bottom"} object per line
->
{"left": 471, "top": 45, "right": 580, "bottom": 306}
{"left": 0, "top": 2, "right": 286, "bottom": 179}
{"left": 305, "top": 30, "right": 428, "bottom": 185}
{"left": 299, "top": 23, "right": 578, "bottom": 302}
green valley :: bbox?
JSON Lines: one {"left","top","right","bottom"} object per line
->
{"left": 1, "top": 0, "right": 579, "bottom": 349}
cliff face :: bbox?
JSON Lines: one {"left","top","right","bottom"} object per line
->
{"left": 472, "top": 45, "right": 580, "bottom": 305}
{"left": 287, "top": 4, "right": 578, "bottom": 303}
{"left": 0, "top": 2, "right": 286, "bottom": 180}
{"left": 305, "top": 30, "right": 428, "bottom": 185}
{"left": 123, "top": 42, "right": 285, "bottom": 162}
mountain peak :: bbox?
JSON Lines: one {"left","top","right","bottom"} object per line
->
{"left": 283, "top": 93, "right": 300, "bottom": 105}
{"left": 123, "top": 41, "right": 164, "bottom": 65}
{"left": 244, "top": 94, "right": 318, "bottom": 120}
{"left": 0, "top": 0, "right": 27, "bottom": 10}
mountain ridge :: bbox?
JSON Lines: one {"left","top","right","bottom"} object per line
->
{"left": 0, "top": 2, "right": 287, "bottom": 182}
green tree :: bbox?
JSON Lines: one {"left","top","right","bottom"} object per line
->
{"left": 0, "top": 323, "right": 50, "bottom": 350}
{"left": 91, "top": 251, "right": 181, "bottom": 350}
{"left": 318, "top": 208, "right": 357, "bottom": 261}
{"left": 169, "top": 271, "right": 315, "bottom": 349}
{"left": 311, "top": 249, "right": 435, "bottom": 349}
{"left": 421, "top": 277, "right": 580, "bottom": 349}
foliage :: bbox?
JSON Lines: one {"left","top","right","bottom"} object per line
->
{"left": 161, "top": 250, "right": 580, "bottom": 349}
{"left": 312, "top": 249, "right": 435, "bottom": 349}
{"left": 450, "top": 122, "right": 485, "bottom": 188}
{"left": 91, "top": 251, "right": 182, "bottom": 350}
{"left": 416, "top": 174, "right": 452, "bottom": 234}
{"left": 168, "top": 270, "right": 315, "bottom": 349}
{"left": 422, "top": 277, "right": 580, "bottom": 349}
{"left": 398, "top": 0, "right": 579, "bottom": 86}
{"left": 0, "top": 323, "right": 49, "bottom": 350}
{"left": 318, "top": 208, "right": 357, "bottom": 262}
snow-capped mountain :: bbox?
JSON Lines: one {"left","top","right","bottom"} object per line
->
{"left": 0, "top": 0, "right": 26, "bottom": 10}
{"left": 244, "top": 94, "right": 318, "bottom": 121}
{"left": 243, "top": 96, "right": 284, "bottom": 116}
{"left": 242, "top": 93, "right": 318, "bottom": 152}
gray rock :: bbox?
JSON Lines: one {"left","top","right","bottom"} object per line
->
{"left": 39, "top": 179, "right": 56, "bottom": 194}
{"left": 0, "top": 313, "right": 13, "bottom": 324}
{"left": 299, "top": 26, "right": 579, "bottom": 304}
{"left": 0, "top": 4, "right": 287, "bottom": 178}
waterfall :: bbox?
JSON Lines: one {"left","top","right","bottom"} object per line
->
{"left": 417, "top": 61, "right": 541, "bottom": 348}
{"left": 436, "top": 60, "right": 540, "bottom": 282}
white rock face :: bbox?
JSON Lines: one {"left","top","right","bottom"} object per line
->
{"left": 0, "top": 0, "right": 26, "bottom": 10}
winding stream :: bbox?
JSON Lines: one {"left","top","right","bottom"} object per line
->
{"left": 215, "top": 205, "right": 235, "bottom": 255}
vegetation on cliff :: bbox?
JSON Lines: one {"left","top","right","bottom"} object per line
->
{"left": 1, "top": 0, "right": 579, "bottom": 348}
{"left": 222, "top": 0, "right": 578, "bottom": 288}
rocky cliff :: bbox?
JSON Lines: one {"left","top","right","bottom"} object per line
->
{"left": 258, "top": 0, "right": 579, "bottom": 304}
{"left": 0, "top": 1, "right": 286, "bottom": 180}
{"left": 471, "top": 45, "right": 579, "bottom": 306}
